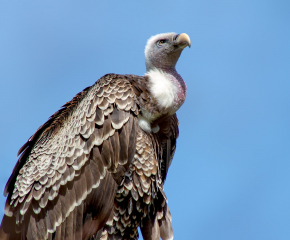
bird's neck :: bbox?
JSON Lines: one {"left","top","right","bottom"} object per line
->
{"left": 138, "top": 67, "right": 186, "bottom": 133}
{"left": 160, "top": 67, "right": 187, "bottom": 105}
{"left": 146, "top": 67, "right": 187, "bottom": 114}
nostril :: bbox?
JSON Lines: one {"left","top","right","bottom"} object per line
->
{"left": 173, "top": 34, "right": 179, "bottom": 41}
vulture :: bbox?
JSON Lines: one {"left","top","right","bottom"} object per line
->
{"left": 0, "top": 32, "right": 190, "bottom": 240}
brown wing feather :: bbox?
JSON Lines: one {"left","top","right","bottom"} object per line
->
{"left": 139, "top": 115, "right": 178, "bottom": 240}
{"left": 0, "top": 74, "right": 140, "bottom": 240}
{"left": 155, "top": 113, "right": 179, "bottom": 182}
{"left": 126, "top": 73, "right": 179, "bottom": 181}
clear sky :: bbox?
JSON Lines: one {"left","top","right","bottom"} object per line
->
{"left": 0, "top": 1, "right": 289, "bottom": 239}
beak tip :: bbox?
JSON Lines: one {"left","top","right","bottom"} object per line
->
{"left": 177, "top": 33, "right": 191, "bottom": 49}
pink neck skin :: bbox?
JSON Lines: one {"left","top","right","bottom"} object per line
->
{"left": 160, "top": 68, "right": 187, "bottom": 110}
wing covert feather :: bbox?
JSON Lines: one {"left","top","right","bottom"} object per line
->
{"left": 155, "top": 114, "right": 179, "bottom": 182}
{"left": 0, "top": 74, "right": 140, "bottom": 240}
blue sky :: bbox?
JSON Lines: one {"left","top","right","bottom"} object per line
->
{"left": 0, "top": 1, "right": 290, "bottom": 239}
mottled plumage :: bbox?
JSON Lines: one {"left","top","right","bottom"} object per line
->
{"left": 0, "top": 32, "right": 190, "bottom": 240}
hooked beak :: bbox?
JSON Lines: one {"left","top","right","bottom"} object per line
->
{"left": 174, "top": 33, "right": 191, "bottom": 48}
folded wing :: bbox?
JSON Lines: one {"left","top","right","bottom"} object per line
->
{"left": 0, "top": 74, "right": 139, "bottom": 240}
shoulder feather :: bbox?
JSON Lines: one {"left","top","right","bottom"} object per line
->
{"left": 1, "top": 73, "right": 140, "bottom": 240}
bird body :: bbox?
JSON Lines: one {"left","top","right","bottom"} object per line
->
{"left": 0, "top": 32, "right": 190, "bottom": 240}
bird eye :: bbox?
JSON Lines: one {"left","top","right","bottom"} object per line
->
{"left": 157, "top": 39, "right": 166, "bottom": 45}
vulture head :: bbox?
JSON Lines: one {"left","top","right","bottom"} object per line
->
{"left": 145, "top": 32, "right": 191, "bottom": 71}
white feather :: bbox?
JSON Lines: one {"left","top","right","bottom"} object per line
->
{"left": 151, "top": 125, "right": 160, "bottom": 133}
{"left": 138, "top": 116, "right": 152, "bottom": 133}
{"left": 146, "top": 68, "right": 177, "bottom": 109}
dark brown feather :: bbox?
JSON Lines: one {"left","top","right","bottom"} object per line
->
{"left": 1, "top": 72, "right": 180, "bottom": 240}
{"left": 0, "top": 74, "right": 142, "bottom": 240}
